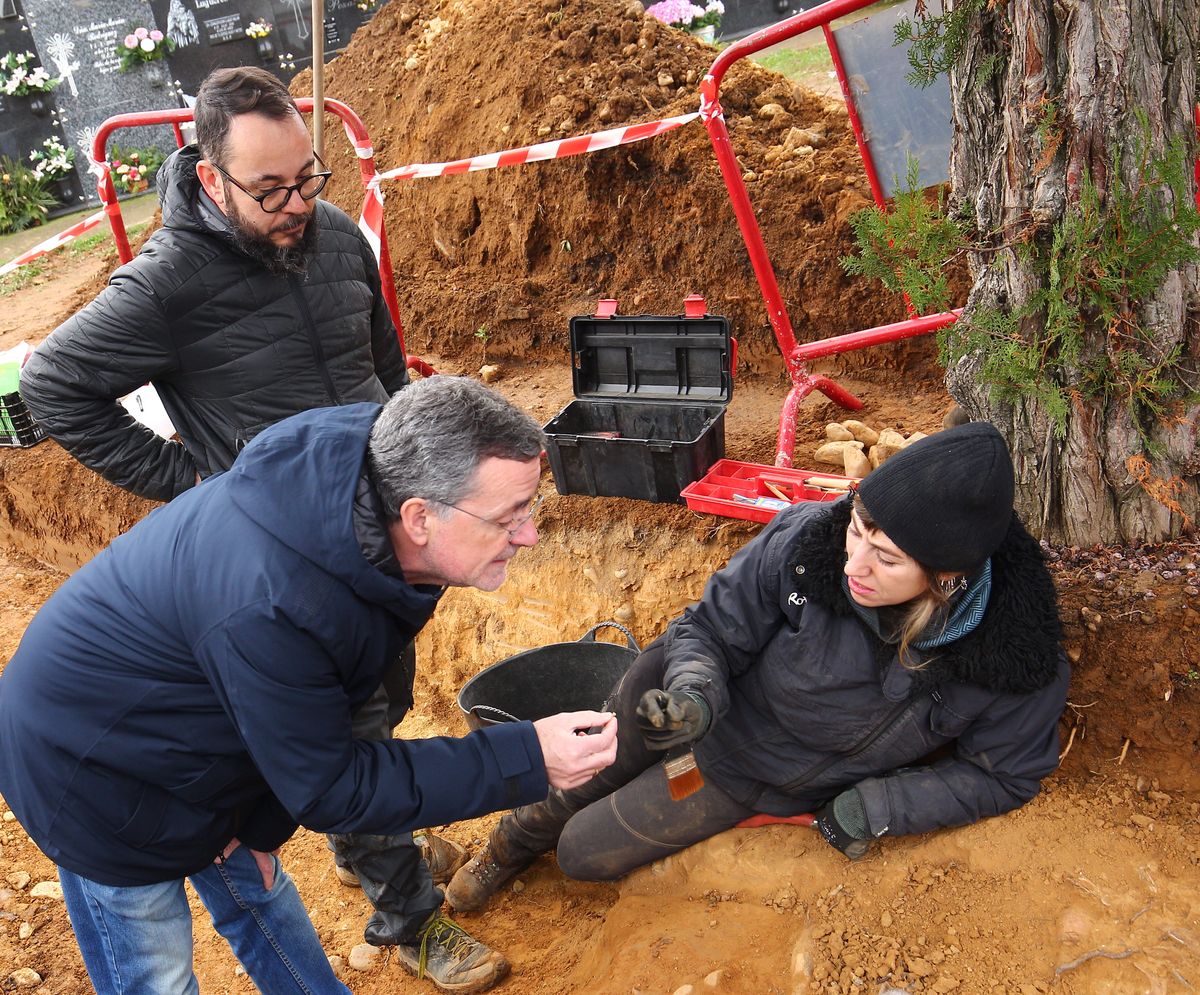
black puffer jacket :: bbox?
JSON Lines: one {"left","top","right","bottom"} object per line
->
{"left": 665, "top": 498, "right": 1069, "bottom": 839}
{"left": 19, "top": 144, "right": 408, "bottom": 502}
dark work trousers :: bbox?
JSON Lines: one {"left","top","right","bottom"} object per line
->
{"left": 498, "top": 637, "right": 756, "bottom": 881}
{"left": 326, "top": 642, "right": 442, "bottom": 945}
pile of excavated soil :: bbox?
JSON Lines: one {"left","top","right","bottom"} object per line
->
{"left": 296, "top": 0, "right": 963, "bottom": 376}
{"left": 2, "top": 2, "right": 1197, "bottom": 994}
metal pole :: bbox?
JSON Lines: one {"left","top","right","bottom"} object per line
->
{"left": 310, "top": 0, "right": 325, "bottom": 158}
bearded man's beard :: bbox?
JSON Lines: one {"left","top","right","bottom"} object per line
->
{"left": 225, "top": 197, "right": 319, "bottom": 277}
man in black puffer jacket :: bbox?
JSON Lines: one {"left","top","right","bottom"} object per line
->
{"left": 20, "top": 67, "right": 408, "bottom": 502}
{"left": 19, "top": 66, "right": 476, "bottom": 990}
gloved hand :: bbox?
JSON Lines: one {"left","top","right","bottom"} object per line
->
{"left": 635, "top": 688, "right": 711, "bottom": 751}
{"left": 813, "top": 789, "right": 872, "bottom": 860}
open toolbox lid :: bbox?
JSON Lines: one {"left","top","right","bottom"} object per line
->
{"left": 569, "top": 295, "right": 735, "bottom": 404}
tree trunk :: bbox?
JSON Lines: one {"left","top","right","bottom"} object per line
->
{"left": 946, "top": 0, "right": 1199, "bottom": 545}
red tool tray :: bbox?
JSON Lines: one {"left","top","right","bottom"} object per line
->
{"left": 680, "top": 458, "right": 858, "bottom": 523}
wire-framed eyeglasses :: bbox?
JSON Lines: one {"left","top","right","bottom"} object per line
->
{"left": 440, "top": 494, "right": 544, "bottom": 540}
{"left": 211, "top": 151, "right": 332, "bottom": 213}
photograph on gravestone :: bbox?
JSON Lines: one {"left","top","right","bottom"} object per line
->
{"left": 23, "top": 0, "right": 182, "bottom": 208}
{"left": 830, "top": 0, "right": 952, "bottom": 199}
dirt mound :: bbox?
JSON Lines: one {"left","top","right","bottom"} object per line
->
{"left": 297, "top": 0, "right": 955, "bottom": 376}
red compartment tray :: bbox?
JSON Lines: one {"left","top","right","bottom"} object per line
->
{"left": 680, "top": 459, "right": 858, "bottom": 523}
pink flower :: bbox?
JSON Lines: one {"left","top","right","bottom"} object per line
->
{"left": 135, "top": 27, "right": 149, "bottom": 39}
{"left": 124, "top": 35, "right": 138, "bottom": 48}
{"left": 149, "top": 29, "right": 163, "bottom": 41}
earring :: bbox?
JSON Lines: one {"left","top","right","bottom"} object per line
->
{"left": 940, "top": 575, "right": 967, "bottom": 596}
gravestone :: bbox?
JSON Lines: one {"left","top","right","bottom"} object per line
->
{"left": 0, "top": 7, "right": 85, "bottom": 217}
{"left": 151, "top": 0, "right": 376, "bottom": 105}
{"left": 23, "top": 0, "right": 182, "bottom": 207}
{"left": 830, "top": 0, "right": 952, "bottom": 198}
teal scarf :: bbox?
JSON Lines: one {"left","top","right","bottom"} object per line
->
{"left": 842, "top": 559, "right": 993, "bottom": 649}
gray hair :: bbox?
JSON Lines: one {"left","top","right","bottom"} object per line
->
{"left": 367, "top": 376, "right": 545, "bottom": 520}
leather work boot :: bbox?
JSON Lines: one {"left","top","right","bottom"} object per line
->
{"left": 416, "top": 831, "right": 468, "bottom": 885}
{"left": 445, "top": 834, "right": 535, "bottom": 913}
{"left": 393, "top": 914, "right": 510, "bottom": 994}
{"left": 333, "top": 832, "right": 466, "bottom": 888}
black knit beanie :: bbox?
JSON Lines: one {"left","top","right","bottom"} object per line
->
{"left": 856, "top": 422, "right": 1014, "bottom": 572}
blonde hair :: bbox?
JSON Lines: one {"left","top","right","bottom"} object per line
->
{"left": 852, "top": 496, "right": 955, "bottom": 669}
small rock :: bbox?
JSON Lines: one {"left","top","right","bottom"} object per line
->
{"left": 880, "top": 911, "right": 893, "bottom": 928}
{"left": 825, "top": 423, "right": 854, "bottom": 442}
{"left": 657, "top": 72, "right": 674, "bottom": 87}
{"left": 9, "top": 969, "right": 42, "bottom": 988}
{"left": 704, "top": 969, "right": 723, "bottom": 986}
{"left": 930, "top": 978, "right": 961, "bottom": 993}
{"left": 672, "top": 986, "right": 694, "bottom": 995}
{"left": 404, "top": 56, "right": 419, "bottom": 71}
{"left": 327, "top": 955, "right": 345, "bottom": 975}
{"left": 2, "top": 812, "right": 15, "bottom": 822}
{"left": 841, "top": 420, "right": 879, "bottom": 446}
{"left": 348, "top": 943, "right": 381, "bottom": 971}
{"left": 19, "top": 922, "right": 33, "bottom": 940}
{"left": 479, "top": 364, "right": 502, "bottom": 383}
{"left": 29, "top": 881, "right": 63, "bottom": 900}
{"left": 6, "top": 871, "right": 30, "bottom": 890}
{"left": 757, "top": 102, "right": 785, "bottom": 119}
{"left": 537, "top": 125, "right": 553, "bottom": 136}
{"left": 907, "top": 957, "right": 935, "bottom": 977}
{"left": 741, "top": 171, "right": 757, "bottom": 182}
{"left": 511, "top": 879, "right": 525, "bottom": 894}
{"left": 234, "top": 965, "right": 247, "bottom": 976}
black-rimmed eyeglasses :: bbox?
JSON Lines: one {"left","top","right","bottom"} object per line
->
{"left": 211, "top": 151, "right": 332, "bottom": 213}
{"left": 439, "top": 494, "right": 544, "bottom": 540}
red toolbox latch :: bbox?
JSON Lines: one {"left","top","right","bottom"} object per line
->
{"left": 593, "top": 299, "right": 619, "bottom": 319}
{"left": 683, "top": 294, "right": 707, "bottom": 318}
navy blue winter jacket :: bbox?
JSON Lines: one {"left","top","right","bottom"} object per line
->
{"left": 665, "top": 498, "right": 1069, "bottom": 837}
{"left": 0, "top": 403, "right": 548, "bottom": 886}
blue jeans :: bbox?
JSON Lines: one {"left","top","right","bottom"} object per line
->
{"left": 59, "top": 845, "right": 350, "bottom": 995}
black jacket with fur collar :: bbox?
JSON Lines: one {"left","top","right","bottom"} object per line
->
{"left": 664, "top": 498, "right": 1069, "bottom": 838}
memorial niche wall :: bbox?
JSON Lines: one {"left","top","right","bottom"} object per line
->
{"left": 2, "top": 0, "right": 377, "bottom": 216}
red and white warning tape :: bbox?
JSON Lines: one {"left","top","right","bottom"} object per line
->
{"left": 368, "top": 110, "right": 700, "bottom": 188}
{"left": 0, "top": 209, "right": 107, "bottom": 279}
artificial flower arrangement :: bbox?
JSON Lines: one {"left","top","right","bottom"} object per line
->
{"left": 0, "top": 52, "right": 58, "bottom": 96}
{"left": 117, "top": 27, "right": 173, "bottom": 72}
{"left": 0, "top": 157, "right": 56, "bottom": 235}
{"left": 28, "top": 136, "right": 75, "bottom": 183}
{"left": 645, "top": 0, "right": 724, "bottom": 33}
{"left": 245, "top": 20, "right": 273, "bottom": 39}
{"left": 108, "top": 145, "right": 166, "bottom": 195}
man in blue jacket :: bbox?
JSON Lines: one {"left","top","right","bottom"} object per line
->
{"left": 0, "top": 376, "right": 618, "bottom": 995}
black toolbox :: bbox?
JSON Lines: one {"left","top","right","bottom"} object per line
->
{"left": 543, "top": 296, "right": 734, "bottom": 503}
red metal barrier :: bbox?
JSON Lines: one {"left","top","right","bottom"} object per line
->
{"left": 700, "top": 0, "right": 960, "bottom": 466}
{"left": 89, "top": 99, "right": 428, "bottom": 373}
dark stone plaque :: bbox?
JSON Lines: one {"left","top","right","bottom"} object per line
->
{"left": 23, "top": 0, "right": 182, "bottom": 207}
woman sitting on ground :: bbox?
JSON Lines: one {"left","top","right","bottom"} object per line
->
{"left": 447, "top": 422, "right": 1070, "bottom": 904}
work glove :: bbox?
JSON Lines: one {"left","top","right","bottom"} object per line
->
{"left": 635, "top": 688, "right": 711, "bottom": 750}
{"left": 814, "top": 789, "right": 873, "bottom": 860}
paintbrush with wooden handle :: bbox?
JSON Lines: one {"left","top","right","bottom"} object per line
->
{"left": 663, "top": 746, "right": 704, "bottom": 801}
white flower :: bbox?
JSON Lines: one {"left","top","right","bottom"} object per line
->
{"left": 139, "top": 37, "right": 155, "bottom": 53}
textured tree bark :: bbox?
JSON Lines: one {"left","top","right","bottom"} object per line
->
{"left": 946, "top": 0, "right": 1199, "bottom": 544}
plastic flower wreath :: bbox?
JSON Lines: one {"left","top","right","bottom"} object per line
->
{"left": 28, "top": 136, "right": 75, "bottom": 182}
{"left": 245, "top": 20, "right": 273, "bottom": 39}
{"left": 117, "top": 26, "right": 174, "bottom": 72}
{"left": 0, "top": 52, "right": 58, "bottom": 96}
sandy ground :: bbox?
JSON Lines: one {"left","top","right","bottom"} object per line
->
{"left": 1, "top": 1, "right": 1198, "bottom": 990}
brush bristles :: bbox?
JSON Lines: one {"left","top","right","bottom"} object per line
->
{"left": 664, "top": 751, "right": 705, "bottom": 801}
